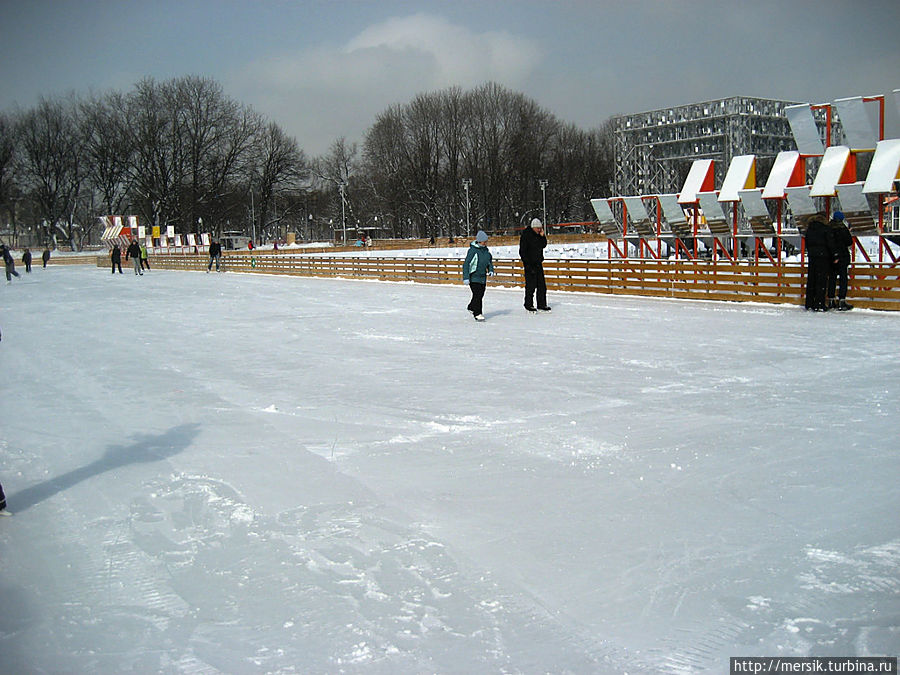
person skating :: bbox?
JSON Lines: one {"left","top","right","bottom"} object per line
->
{"left": 826, "top": 211, "right": 853, "bottom": 311}
{"left": 22, "top": 248, "right": 32, "bottom": 273}
{"left": 42, "top": 247, "right": 51, "bottom": 268}
{"left": 140, "top": 242, "right": 150, "bottom": 271}
{"left": 2, "top": 244, "right": 20, "bottom": 282}
{"left": 462, "top": 230, "right": 494, "bottom": 322}
{"left": 126, "top": 239, "right": 143, "bottom": 275}
{"left": 519, "top": 217, "right": 550, "bottom": 312}
{"left": 110, "top": 244, "right": 123, "bottom": 274}
{"left": 208, "top": 240, "right": 222, "bottom": 272}
{"left": 803, "top": 216, "right": 832, "bottom": 311}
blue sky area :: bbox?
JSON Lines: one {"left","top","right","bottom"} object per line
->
{"left": 1, "top": 0, "right": 898, "bottom": 155}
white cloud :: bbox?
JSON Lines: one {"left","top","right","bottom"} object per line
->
{"left": 344, "top": 13, "right": 540, "bottom": 88}
{"left": 229, "top": 13, "right": 542, "bottom": 155}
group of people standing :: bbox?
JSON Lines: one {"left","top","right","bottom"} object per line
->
{"left": 109, "top": 241, "right": 150, "bottom": 275}
{"left": 462, "top": 217, "right": 551, "bottom": 321}
{"left": 803, "top": 211, "right": 854, "bottom": 312}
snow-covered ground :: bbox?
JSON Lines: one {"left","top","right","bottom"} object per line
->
{"left": 1, "top": 265, "right": 898, "bottom": 674}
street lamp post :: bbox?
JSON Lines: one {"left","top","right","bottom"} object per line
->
{"left": 339, "top": 182, "right": 346, "bottom": 246}
{"left": 462, "top": 178, "right": 472, "bottom": 237}
{"left": 539, "top": 179, "right": 548, "bottom": 232}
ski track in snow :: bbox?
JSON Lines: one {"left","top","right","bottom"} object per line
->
{"left": 1, "top": 266, "right": 899, "bottom": 673}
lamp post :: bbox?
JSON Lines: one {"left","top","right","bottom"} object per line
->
{"left": 250, "top": 190, "right": 256, "bottom": 245}
{"left": 339, "top": 182, "right": 346, "bottom": 246}
{"left": 539, "top": 179, "right": 548, "bottom": 232}
{"left": 462, "top": 178, "right": 472, "bottom": 237}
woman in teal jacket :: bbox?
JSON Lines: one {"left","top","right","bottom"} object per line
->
{"left": 462, "top": 230, "right": 494, "bottom": 321}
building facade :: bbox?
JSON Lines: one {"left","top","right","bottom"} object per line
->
{"left": 613, "top": 97, "right": 804, "bottom": 197}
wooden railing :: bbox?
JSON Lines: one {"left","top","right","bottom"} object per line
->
{"left": 98, "top": 252, "right": 900, "bottom": 311}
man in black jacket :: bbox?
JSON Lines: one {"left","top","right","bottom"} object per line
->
{"left": 110, "top": 244, "right": 123, "bottom": 274}
{"left": 208, "top": 240, "right": 222, "bottom": 272}
{"left": 826, "top": 211, "right": 853, "bottom": 311}
{"left": 519, "top": 218, "right": 550, "bottom": 312}
{"left": 803, "top": 216, "right": 832, "bottom": 311}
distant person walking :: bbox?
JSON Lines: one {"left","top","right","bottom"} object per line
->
{"left": 110, "top": 244, "right": 123, "bottom": 274}
{"left": 803, "top": 216, "right": 832, "bottom": 311}
{"left": 22, "top": 248, "right": 32, "bottom": 273}
{"left": 519, "top": 218, "right": 550, "bottom": 312}
{"left": 462, "top": 230, "right": 494, "bottom": 322}
{"left": 827, "top": 211, "right": 853, "bottom": 311}
{"left": 126, "top": 239, "right": 143, "bottom": 275}
{"left": 2, "top": 244, "right": 20, "bottom": 283}
{"left": 140, "top": 242, "right": 150, "bottom": 271}
{"left": 42, "top": 247, "right": 51, "bottom": 268}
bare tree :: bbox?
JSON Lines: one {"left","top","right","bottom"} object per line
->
{"left": 0, "top": 112, "right": 21, "bottom": 239}
{"left": 16, "top": 96, "right": 87, "bottom": 248}
{"left": 247, "top": 121, "right": 308, "bottom": 242}
{"left": 79, "top": 91, "right": 135, "bottom": 216}
{"left": 313, "top": 138, "right": 358, "bottom": 240}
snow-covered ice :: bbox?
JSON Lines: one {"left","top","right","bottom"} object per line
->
{"left": 1, "top": 265, "right": 898, "bottom": 673}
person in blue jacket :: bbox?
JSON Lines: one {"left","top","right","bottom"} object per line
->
{"left": 462, "top": 230, "right": 494, "bottom": 322}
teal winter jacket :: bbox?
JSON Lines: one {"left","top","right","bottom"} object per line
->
{"left": 463, "top": 242, "right": 494, "bottom": 284}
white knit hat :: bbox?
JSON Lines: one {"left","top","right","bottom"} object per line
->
{"left": 530, "top": 218, "right": 543, "bottom": 229}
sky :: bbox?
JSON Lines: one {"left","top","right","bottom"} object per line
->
{"left": 1, "top": 0, "right": 898, "bottom": 156}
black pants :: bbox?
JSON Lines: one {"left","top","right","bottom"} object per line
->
{"left": 0, "top": 481, "right": 6, "bottom": 510}
{"left": 467, "top": 282, "right": 486, "bottom": 315}
{"left": 805, "top": 255, "right": 829, "bottom": 309}
{"left": 208, "top": 255, "right": 220, "bottom": 271}
{"left": 828, "top": 259, "right": 849, "bottom": 300}
{"left": 111, "top": 261, "right": 122, "bottom": 274}
{"left": 523, "top": 264, "right": 547, "bottom": 309}
{"left": 141, "top": 258, "right": 150, "bottom": 270}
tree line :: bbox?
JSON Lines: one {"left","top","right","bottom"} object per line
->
{"left": 0, "top": 77, "right": 614, "bottom": 249}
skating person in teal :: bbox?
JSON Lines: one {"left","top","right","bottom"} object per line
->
{"left": 462, "top": 230, "right": 494, "bottom": 322}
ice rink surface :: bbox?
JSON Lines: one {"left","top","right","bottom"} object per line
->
{"left": 1, "top": 265, "right": 898, "bottom": 673}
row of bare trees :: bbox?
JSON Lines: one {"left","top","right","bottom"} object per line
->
{"left": 0, "top": 76, "right": 309, "bottom": 249}
{"left": 0, "top": 78, "right": 614, "bottom": 248}
{"left": 358, "top": 83, "right": 614, "bottom": 239}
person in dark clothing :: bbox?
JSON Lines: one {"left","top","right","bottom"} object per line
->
{"left": 208, "top": 240, "right": 222, "bottom": 272}
{"left": 126, "top": 240, "right": 142, "bottom": 275}
{"left": 519, "top": 218, "right": 550, "bottom": 312}
{"left": 803, "top": 216, "right": 833, "bottom": 311}
{"left": 826, "top": 211, "right": 854, "bottom": 311}
{"left": 22, "top": 248, "right": 32, "bottom": 273}
{"left": 2, "top": 244, "right": 20, "bottom": 282}
{"left": 42, "top": 247, "right": 51, "bottom": 268}
{"left": 110, "top": 244, "right": 123, "bottom": 274}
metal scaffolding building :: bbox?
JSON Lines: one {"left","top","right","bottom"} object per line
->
{"left": 614, "top": 97, "right": 802, "bottom": 197}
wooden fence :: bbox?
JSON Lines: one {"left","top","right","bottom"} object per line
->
{"left": 97, "top": 252, "right": 900, "bottom": 311}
